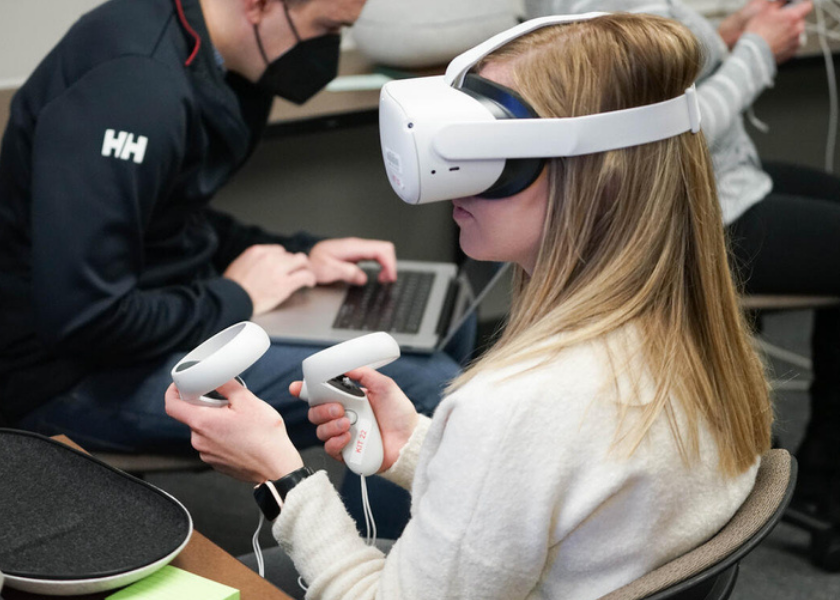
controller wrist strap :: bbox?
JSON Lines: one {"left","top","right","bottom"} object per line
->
{"left": 250, "top": 470, "right": 378, "bottom": 589}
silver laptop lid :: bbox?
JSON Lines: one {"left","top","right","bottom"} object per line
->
{"left": 436, "top": 261, "right": 509, "bottom": 351}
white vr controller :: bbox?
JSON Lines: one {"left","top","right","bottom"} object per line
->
{"left": 171, "top": 322, "right": 270, "bottom": 406}
{"left": 171, "top": 324, "right": 399, "bottom": 477}
{"left": 299, "top": 332, "right": 400, "bottom": 477}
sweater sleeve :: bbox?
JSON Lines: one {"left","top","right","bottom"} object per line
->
{"left": 206, "top": 209, "right": 320, "bottom": 271}
{"left": 694, "top": 33, "right": 776, "bottom": 147}
{"left": 273, "top": 472, "right": 388, "bottom": 598}
{"left": 273, "top": 383, "right": 565, "bottom": 600}
{"left": 29, "top": 57, "right": 253, "bottom": 361}
{"left": 373, "top": 391, "right": 562, "bottom": 599}
{"left": 379, "top": 415, "right": 432, "bottom": 491}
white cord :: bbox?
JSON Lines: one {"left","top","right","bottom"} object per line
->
{"left": 249, "top": 476, "right": 377, "bottom": 592}
{"left": 814, "top": 0, "right": 839, "bottom": 173}
{"left": 746, "top": 106, "right": 771, "bottom": 133}
{"left": 818, "top": 0, "right": 840, "bottom": 28}
{"left": 360, "top": 475, "right": 378, "bottom": 546}
{"left": 741, "top": 3, "right": 840, "bottom": 170}
{"left": 252, "top": 512, "right": 266, "bottom": 578}
{"left": 252, "top": 510, "right": 309, "bottom": 593}
{"left": 806, "top": 22, "right": 840, "bottom": 41}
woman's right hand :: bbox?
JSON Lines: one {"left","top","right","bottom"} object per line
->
{"left": 745, "top": 1, "right": 813, "bottom": 65}
{"left": 290, "top": 367, "right": 419, "bottom": 473}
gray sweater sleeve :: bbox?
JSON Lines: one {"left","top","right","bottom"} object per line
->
{"left": 694, "top": 32, "right": 776, "bottom": 146}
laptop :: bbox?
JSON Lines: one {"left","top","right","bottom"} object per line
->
{"left": 251, "top": 259, "right": 509, "bottom": 353}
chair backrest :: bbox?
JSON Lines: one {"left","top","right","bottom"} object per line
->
{"left": 740, "top": 294, "right": 840, "bottom": 312}
{"left": 598, "top": 448, "right": 796, "bottom": 600}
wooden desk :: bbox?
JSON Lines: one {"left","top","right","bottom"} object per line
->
{"left": 0, "top": 87, "right": 13, "bottom": 142}
{"left": 2, "top": 436, "right": 292, "bottom": 600}
{"left": 262, "top": 51, "right": 443, "bottom": 136}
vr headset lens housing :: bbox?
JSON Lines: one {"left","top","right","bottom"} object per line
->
{"left": 380, "top": 76, "right": 508, "bottom": 205}
{"left": 378, "top": 14, "right": 701, "bottom": 205}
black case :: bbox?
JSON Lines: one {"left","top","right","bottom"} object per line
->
{"left": 0, "top": 429, "right": 192, "bottom": 595}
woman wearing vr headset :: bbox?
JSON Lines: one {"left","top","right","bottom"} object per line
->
{"left": 167, "top": 12, "right": 771, "bottom": 599}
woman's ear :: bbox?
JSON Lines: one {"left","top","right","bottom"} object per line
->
{"left": 242, "top": 0, "right": 270, "bottom": 25}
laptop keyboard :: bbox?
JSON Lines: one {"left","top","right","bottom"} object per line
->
{"left": 333, "top": 269, "right": 434, "bottom": 334}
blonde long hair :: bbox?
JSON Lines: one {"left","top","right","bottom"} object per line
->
{"left": 451, "top": 13, "right": 771, "bottom": 476}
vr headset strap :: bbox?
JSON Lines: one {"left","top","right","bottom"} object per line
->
{"left": 433, "top": 85, "right": 701, "bottom": 160}
{"left": 445, "top": 13, "right": 608, "bottom": 87}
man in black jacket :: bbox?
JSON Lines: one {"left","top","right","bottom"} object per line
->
{"left": 0, "top": 0, "right": 464, "bottom": 454}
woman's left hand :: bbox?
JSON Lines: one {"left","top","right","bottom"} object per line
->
{"left": 165, "top": 380, "right": 304, "bottom": 484}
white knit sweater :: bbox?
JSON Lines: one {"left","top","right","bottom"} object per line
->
{"left": 525, "top": 0, "right": 776, "bottom": 224}
{"left": 273, "top": 327, "right": 758, "bottom": 599}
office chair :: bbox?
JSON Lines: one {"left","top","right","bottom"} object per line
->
{"left": 598, "top": 448, "right": 796, "bottom": 600}
{"left": 784, "top": 504, "right": 840, "bottom": 572}
{"left": 740, "top": 294, "right": 840, "bottom": 391}
{"left": 740, "top": 294, "right": 840, "bottom": 571}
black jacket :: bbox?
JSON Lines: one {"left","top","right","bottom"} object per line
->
{"left": 0, "top": 0, "right": 316, "bottom": 420}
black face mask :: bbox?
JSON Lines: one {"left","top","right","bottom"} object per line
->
{"left": 254, "top": 3, "right": 341, "bottom": 105}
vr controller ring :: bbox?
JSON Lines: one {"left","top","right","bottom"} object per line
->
{"left": 171, "top": 322, "right": 270, "bottom": 406}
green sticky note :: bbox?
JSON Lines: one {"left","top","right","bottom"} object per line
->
{"left": 326, "top": 73, "right": 393, "bottom": 92}
{"left": 106, "top": 566, "right": 240, "bottom": 600}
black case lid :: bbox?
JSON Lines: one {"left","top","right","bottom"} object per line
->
{"left": 0, "top": 429, "right": 192, "bottom": 581}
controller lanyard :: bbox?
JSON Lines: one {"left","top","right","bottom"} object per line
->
{"left": 360, "top": 475, "right": 377, "bottom": 545}
{"left": 250, "top": 476, "right": 378, "bottom": 588}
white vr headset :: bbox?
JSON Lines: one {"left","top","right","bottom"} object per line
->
{"left": 379, "top": 13, "right": 702, "bottom": 205}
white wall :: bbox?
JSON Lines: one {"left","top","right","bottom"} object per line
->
{"left": 2, "top": 0, "right": 735, "bottom": 88}
{"left": 0, "top": 0, "right": 104, "bottom": 88}
{"left": 0, "top": 0, "right": 523, "bottom": 87}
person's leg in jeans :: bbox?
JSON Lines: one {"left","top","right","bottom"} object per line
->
{"left": 727, "top": 175, "right": 840, "bottom": 522}
{"left": 17, "top": 336, "right": 464, "bottom": 538}
{"left": 17, "top": 340, "right": 461, "bottom": 452}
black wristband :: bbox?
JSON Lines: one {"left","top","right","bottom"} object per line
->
{"left": 253, "top": 466, "right": 315, "bottom": 521}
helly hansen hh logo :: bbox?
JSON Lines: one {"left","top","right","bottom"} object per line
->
{"left": 101, "top": 129, "right": 148, "bottom": 164}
